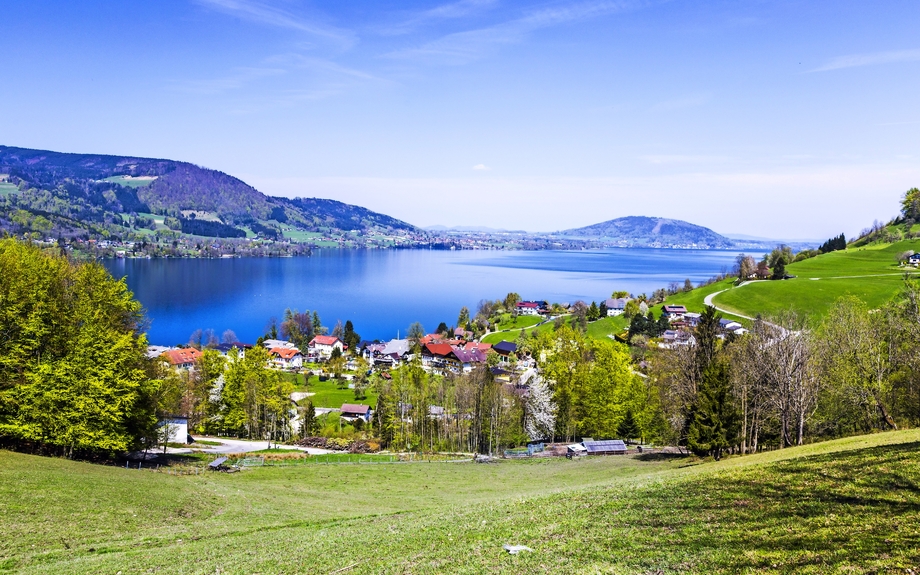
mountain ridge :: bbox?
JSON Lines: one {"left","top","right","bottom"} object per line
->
{"left": 558, "top": 215, "right": 734, "bottom": 248}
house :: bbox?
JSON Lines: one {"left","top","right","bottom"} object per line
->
{"left": 453, "top": 327, "right": 472, "bottom": 339}
{"left": 660, "top": 329, "right": 695, "bottom": 348}
{"left": 161, "top": 347, "right": 202, "bottom": 369}
{"left": 583, "top": 439, "right": 627, "bottom": 455}
{"left": 418, "top": 333, "right": 444, "bottom": 346}
{"left": 269, "top": 347, "right": 303, "bottom": 370}
{"left": 309, "top": 335, "right": 344, "bottom": 359}
{"left": 604, "top": 298, "right": 629, "bottom": 316}
{"left": 448, "top": 347, "right": 487, "bottom": 372}
{"left": 662, "top": 305, "right": 688, "bottom": 320}
{"left": 369, "top": 338, "right": 411, "bottom": 367}
{"left": 516, "top": 301, "right": 541, "bottom": 316}
{"left": 683, "top": 312, "right": 702, "bottom": 327}
{"left": 463, "top": 341, "right": 492, "bottom": 352}
{"left": 421, "top": 343, "right": 455, "bottom": 370}
{"left": 719, "top": 319, "right": 744, "bottom": 333}
{"left": 909, "top": 253, "right": 920, "bottom": 265}
{"left": 340, "top": 403, "right": 371, "bottom": 422}
{"left": 429, "top": 405, "right": 446, "bottom": 419}
{"left": 492, "top": 340, "right": 518, "bottom": 361}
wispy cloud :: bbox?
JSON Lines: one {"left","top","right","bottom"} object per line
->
{"left": 383, "top": 0, "right": 649, "bottom": 65}
{"left": 172, "top": 66, "right": 287, "bottom": 94}
{"left": 639, "top": 154, "right": 728, "bottom": 164}
{"left": 380, "top": 0, "right": 498, "bottom": 36}
{"left": 810, "top": 48, "right": 920, "bottom": 72}
{"left": 195, "top": 0, "right": 355, "bottom": 48}
{"left": 651, "top": 92, "right": 711, "bottom": 112}
{"left": 472, "top": 163, "right": 491, "bottom": 170}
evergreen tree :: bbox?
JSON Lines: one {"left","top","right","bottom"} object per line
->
{"left": 687, "top": 361, "right": 739, "bottom": 460}
{"left": 617, "top": 409, "right": 641, "bottom": 443}
{"left": 587, "top": 301, "right": 600, "bottom": 321}
{"left": 772, "top": 257, "right": 787, "bottom": 280}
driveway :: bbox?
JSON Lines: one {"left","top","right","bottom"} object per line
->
{"left": 160, "top": 436, "right": 333, "bottom": 455}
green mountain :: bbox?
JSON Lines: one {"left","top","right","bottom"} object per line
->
{"left": 0, "top": 145, "right": 417, "bottom": 245}
{"left": 559, "top": 216, "right": 734, "bottom": 248}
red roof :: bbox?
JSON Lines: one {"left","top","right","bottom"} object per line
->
{"left": 424, "top": 343, "right": 454, "bottom": 357}
{"left": 464, "top": 342, "right": 492, "bottom": 351}
{"left": 162, "top": 348, "right": 202, "bottom": 365}
{"left": 310, "top": 335, "right": 341, "bottom": 346}
{"left": 517, "top": 302, "right": 539, "bottom": 308}
{"left": 270, "top": 347, "right": 302, "bottom": 359}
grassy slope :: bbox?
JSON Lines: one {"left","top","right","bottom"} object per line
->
{"left": 4, "top": 429, "right": 920, "bottom": 573}
{"left": 712, "top": 239, "right": 920, "bottom": 320}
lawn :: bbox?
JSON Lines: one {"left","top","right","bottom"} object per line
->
{"left": 2, "top": 429, "right": 919, "bottom": 573}
{"left": 301, "top": 373, "right": 379, "bottom": 408}
{"left": 101, "top": 175, "right": 157, "bottom": 188}
{"left": 585, "top": 314, "right": 630, "bottom": 340}
{"left": 494, "top": 314, "right": 542, "bottom": 330}
{"left": 708, "top": 240, "right": 920, "bottom": 321}
{"left": 0, "top": 182, "right": 18, "bottom": 196}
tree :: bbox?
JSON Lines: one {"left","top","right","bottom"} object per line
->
{"left": 683, "top": 278, "right": 693, "bottom": 292}
{"left": 221, "top": 329, "right": 238, "bottom": 344}
{"left": 617, "top": 409, "right": 641, "bottom": 443}
{"left": 901, "top": 187, "right": 920, "bottom": 222}
{"left": 611, "top": 290, "right": 629, "bottom": 298}
{"left": 687, "top": 361, "right": 738, "bottom": 460}
{"left": 523, "top": 374, "right": 556, "bottom": 441}
{"left": 771, "top": 257, "right": 786, "bottom": 280}
{"left": 435, "top": 322, "right": 449, "bottom": 334}
{"left": 457, "top": 306, "right": 471, "bottom": 328}
{"left": 503, "top": 292, "right": 522, "bottom": 311}
{"left": 571, "top": 301, "right": 588, "bottom": 332}
{"left": 299, "top": 400, "right": 316, "bottom": 437}
{"left": 188, "top": 329, "right": 204, "bottom": 349}
{"left": 265, "top": 317, "right": 279, "bottom": 340}
{"left": 342, "top": 320, "right": 360, "bottom": 352}
{"left": 407, "top": 322, "right": 425, "bottom": 345}
{"left": 599, "top": 301, "right": 608, "bottom": 317}
{"left": 331, "top": 319, "right": 344, "bottom": 339}
{"left": 587, "top": 301, "right": 600, "bottom": 321}
{"left": 312, "top": 311, "right": 325, "bottom": 336}
{"left": 736, "top": 254, "right": 756, "bottom": 280}
{"left": 623, "top": 299, "right": 640, "bottom": 319}
{"left": 0, "top": 239, "right": 156, "bottom": 457}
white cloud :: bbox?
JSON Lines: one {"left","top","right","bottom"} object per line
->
{"left": 383, "top": 0, "right": 651, "bottom": 65}
{"left": 811, "top": 49, "right": 920, "bottom": 72}
{"left": 472, "top": 163, "right": 490, "bottom": 170}
{"left": 195, "top": 0, "right": 355, "bottom": 48}
{"left": 172, "top": 67, "right": 286, "bottom": 94}
{"left": 380, "top": 0, "right": 498, "bottom": 36}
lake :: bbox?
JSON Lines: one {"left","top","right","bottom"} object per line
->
{"left": 103, "top": 248, "right": 744, "bottom": 346}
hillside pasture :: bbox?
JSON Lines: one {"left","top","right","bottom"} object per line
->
{"left": 0, "top": 182, "right": 18, "bottom": 196}
{"left": 101, "top": 175, "right": 157, "bottom": 188}
{"left": 2, "top": 429, "right": 919, "bottom": 573}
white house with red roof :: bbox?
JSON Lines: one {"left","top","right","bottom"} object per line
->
{"left": 161, "top": 347, "right": 202, "bottom": 370}
{"left": 516, "top": 301, "right": 541, "bottom": 316}
{"left": 269, "top": 346, "right": 303, "bottom": 370}
{"left": 309, "top": 335, "right": 344, "bottom": 359}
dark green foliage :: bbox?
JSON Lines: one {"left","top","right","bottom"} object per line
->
{"left": 687, "top": 361, "right": 739, "bottom": 460}
{"left": 177, "top": 217, "right": 246, "bottom": 238}
{"left": 771, "top": 257, "right": 786, "bottom": 280}
{"left": 587, "top": 301, "right": 600, "bottom": 321}
{"left": 249, "top": 221, "right": 280, "bottom": 239}
{"left": 818, "top": 233, "right": 846, "bottom": 254}
{"left": 435, "top": 322, "right": 449, "bottom": 334}
{"left": 617, "top": 409, "right": 641, "bottom": 442}
{"left": 342, "top": 320, "right": 360, "bottom": 352}
{"left": 0, "top": 239, "right": 155, "bottom": 457}
{"left": 628, "top": 311, "right": 665, "bottom": 340}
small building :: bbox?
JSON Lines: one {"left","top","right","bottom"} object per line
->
{"left": 215, "top": 342, "right": 253, "bottom": 355}
{"left": 157, "top": 416, "right": 190, "bottom": 444}
{"left": 146, "top": 345, "right": 175, "bottom": 360}
{"left": 719, "top": 319, "right": 744, "bottom": 333}
{"left": 262, "top": 339, "right": 297, "bottom": 350}
{"left": 161, "top": 347, "right": 202, "bottom": 369}
{"left": 583, "top": 439, "right": 627, "bottom": 455}
{"left": 340, "top": 403, "right": 371, "bottom": 422}
{"left": 492, "top": 340, "right": 518, "bottom": 361}
{"left": 909, "top": 253, "right": 920, "bottom": 265}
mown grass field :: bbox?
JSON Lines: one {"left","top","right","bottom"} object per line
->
{"left": 708, "top": 239, "right": 920, "bottom": 321}
{"left": 3, "top": 429, "right": 920, "bottom": 573}
{"left": 101, "top": 175, "right": 156, "bottom": 188}
{"left": 0, "top": 182, "right": 19, "bottom": 196}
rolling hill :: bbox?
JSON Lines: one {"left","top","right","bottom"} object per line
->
{"left": 0, "top": 145, "right": 417, "bottom": 243}
{"left": 559, "top": 215, "right": 734, "bottom": 248}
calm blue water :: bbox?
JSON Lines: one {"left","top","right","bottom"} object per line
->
{"left": 103, "top": 248, "right": 743, "bottom": 346}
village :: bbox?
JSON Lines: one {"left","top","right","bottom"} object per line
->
{"left": 146, "top": 295, "right": 752, "bottom": 460}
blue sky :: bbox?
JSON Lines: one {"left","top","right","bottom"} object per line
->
{"left": 2, "top": 0, "right": 918, "bottom": 239}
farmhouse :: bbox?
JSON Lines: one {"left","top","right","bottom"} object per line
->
{"left": 516, "top": 301, "right": 541, "bottom": 316}
{"left": 604, "top": 298, "right": 629, "bottom": 316}
{"left": 909, "top": 253, "right": 920, "bottom": 265}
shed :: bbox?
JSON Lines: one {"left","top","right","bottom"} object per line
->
{"left": 340, "top": 403, "right": 371, "bottom": 421}
{"left": 583, "top": 439, "right": 627, "bottom": 455}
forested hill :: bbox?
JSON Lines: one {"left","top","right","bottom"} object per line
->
{"left": 0, "top": 145, "right": 417, "bottom": 243}
{"left": 559, "top": 216, "right": 734, "bottom": 248}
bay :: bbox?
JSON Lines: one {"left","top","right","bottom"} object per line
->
{"left": 103, "top": 248, "right": 744, "bottom": 346}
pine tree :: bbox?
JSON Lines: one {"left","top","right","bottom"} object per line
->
{"left": 687, "top": 362, "right": 739, "bottom": 460}
{"left": 617, "top": 409, "right": 641, "bottom": 443}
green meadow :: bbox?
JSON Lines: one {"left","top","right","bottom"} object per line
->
{"left": 2, "top": 429, "right": 919, "bottom": 573}
{"left": 101, "top": 175, "right": 157, "bottom": 188}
